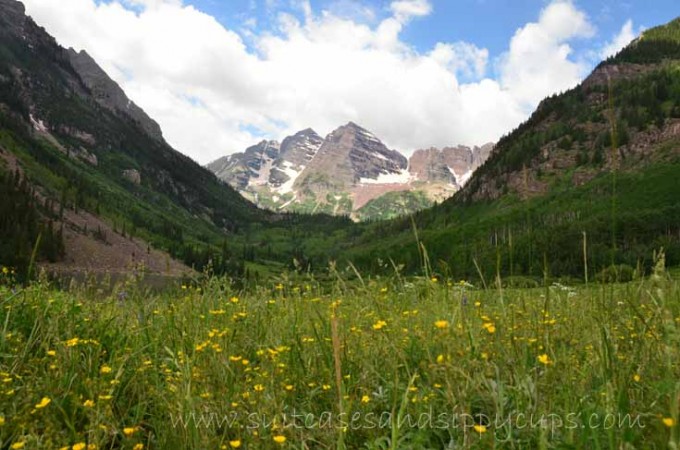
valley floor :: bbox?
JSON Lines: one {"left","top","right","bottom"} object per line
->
{"left": 0, "top": 270, "right": 678, "bottom": 449}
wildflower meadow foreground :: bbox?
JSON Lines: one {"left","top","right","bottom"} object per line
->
{"left": 0, "top": 268, "right": 678, "bottom": 449}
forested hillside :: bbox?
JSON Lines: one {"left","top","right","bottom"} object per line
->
{"left": 342, "top": 17, "right": 680, "bottom": 282}
{"left": 0, "top": 0, "right": 350, "bottom": 280}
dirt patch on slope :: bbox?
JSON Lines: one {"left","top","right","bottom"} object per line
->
{"left": 42, "top": 208, "right": 192, "bottom": 277}
{"left": 351, "top": 183, "right": 412, "bottom": 210}
{"left": 2, "top": 144, "right": 190, "bottom": 277}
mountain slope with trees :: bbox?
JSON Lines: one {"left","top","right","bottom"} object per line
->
{"left": 2, "top": 0, "right": 678, "bottom": 284}
{"left": 342, "top": 17, "right": 680, "bottom": 281}
{"left": 0, "top": 0, "right": 349, "bottom": 280}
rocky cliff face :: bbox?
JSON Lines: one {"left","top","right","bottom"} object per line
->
{"left": 208, "top": 122, "right": 493, "bottom": 220}
{"left": 0, "top": 0, "right": 29, "bottom": 36}
{"left": 67, "top": 49, "right": 163, "bottom": 141}
{"left": 269, "top": 129, "right": 323, "bottom": 190}
{"left": 279, "top": 128, "right": 323, "bottom": 166}
{"left": 409, "top": 143, "right": 494, "bottom": 187}
{"left": 295, "top": 122, "right": 408, "bottom": 191}
{"left": 206, "top": 140, "right": 280, "bottom": 189}
{"left": 409, "top": 148, "right": 457, "bottom": 185}
{"left": 0, "top": 0, "right": 163, "bottom": 143}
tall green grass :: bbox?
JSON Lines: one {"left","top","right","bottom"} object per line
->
{"left": 0, "top": 265, "right": 678, "bottom": 449}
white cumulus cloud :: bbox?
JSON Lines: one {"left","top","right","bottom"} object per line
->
{"left": 430, "top": 42, "right": 489, "bottom": 79}
{"left": 21, "top": 0, "right": 601, "bottom": 164}
{"left": 390, "top": 0, "right": 432, "bottom": 23}
{"left": 498, "top": 0, "right": 595, "bottom": 108}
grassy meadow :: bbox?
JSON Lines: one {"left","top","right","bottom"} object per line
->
{"left": 0, "top": 263, "right": 679, "bottom": 449}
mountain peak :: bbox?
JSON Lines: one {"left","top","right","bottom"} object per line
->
{"left": 257, "top": 139, "right": 279, "bottom": 147}
{"left": 331, "top": 121, "right": 382, "bottom": 143}
{"left": 66, "top": 47, "right": 164, "bottom": 141}
{"left": 343, "top": 121, "right": 371, "bottom": 133}
{"left": 0, "top": 0, "right": 25, "bottom": 16}
{"left": 0, "top": 0, "right": 54, "bottom": 49}
{"left": 299, "top": 121, "right": 407, "bottom": 191}
{"left": 208, "top": 123, "right": 493, "bottom": 219}
{"left": 279, "top": 129, "right": 321, "bottom": 160}
{"left": 297, "top": 127, "right": 318, "bottom": 135}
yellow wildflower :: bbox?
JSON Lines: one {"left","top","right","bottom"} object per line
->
{"left": 83, "top": 399, "right": 95, "bottom": 408}
{"left": 273, "top": 435, "right": 286, "bottom": 444}
{"left": 372, "top": 320, "right": 387, "bottom": 330}
{"left": 36, "top": 397, "right": 51, "bottom": 409}
{"left": 123, "top": 427, "right": 137, "bottom": 436}
{"left": 361, "top": 395, "right": 370, "bottom": 403}
{"left": 72, "top": 444, "right": 86, "bottom": 450}
{"left": 229, "top": 440, "right": 242, "bottom": 448}
{"left": 662, "top": 417, "right": 675, "bottom": 427}
{"left": 434, "top": 320, "right": 449, "bottom": 329}
{"left": 473, "top": 424, "right": 487, "bottom": 433}
{"left": 537, "top": 354, "right": 551, "bottom": 365}
{"left": 482, "top": 323, "right": 496, "bottom": 334}
{"left": 11, "top": 443, "right": 25, "bottom": 449}
{"left": 100, "top": 365, "right": 112, "bottom": 374}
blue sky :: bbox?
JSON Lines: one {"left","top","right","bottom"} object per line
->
{"left": 188, "top": 0, "right": 677, "bottom": 59}
{"left": 23, "top": 0, "right": 680, "bottom": 163}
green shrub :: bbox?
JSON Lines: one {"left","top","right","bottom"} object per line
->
{"left": 502, "top": 276, "right": 541, "bottom": 288}
{"left": 595, "top": 264, "right": 635, "bottom": 283}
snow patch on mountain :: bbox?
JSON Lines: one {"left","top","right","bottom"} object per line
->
{"left": 30, "top": 114, "right": 48, "bottom": 132}
{"left": 360, "top": 169, "right": 413, "bottom": 185}
{"left": 457, "top": 168, "right": 474, "bottom": 186}
{"left": 206, "top": 123, "right": 493, "bottom": 220}
{"left": 447, "top": 166, "right": 474, "bottom": 187}
{"left": 248, "top": 147, "right": 277, "bottom": 186}
{"left": 275, "top": 161, "right": 305, "bottom": 195}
